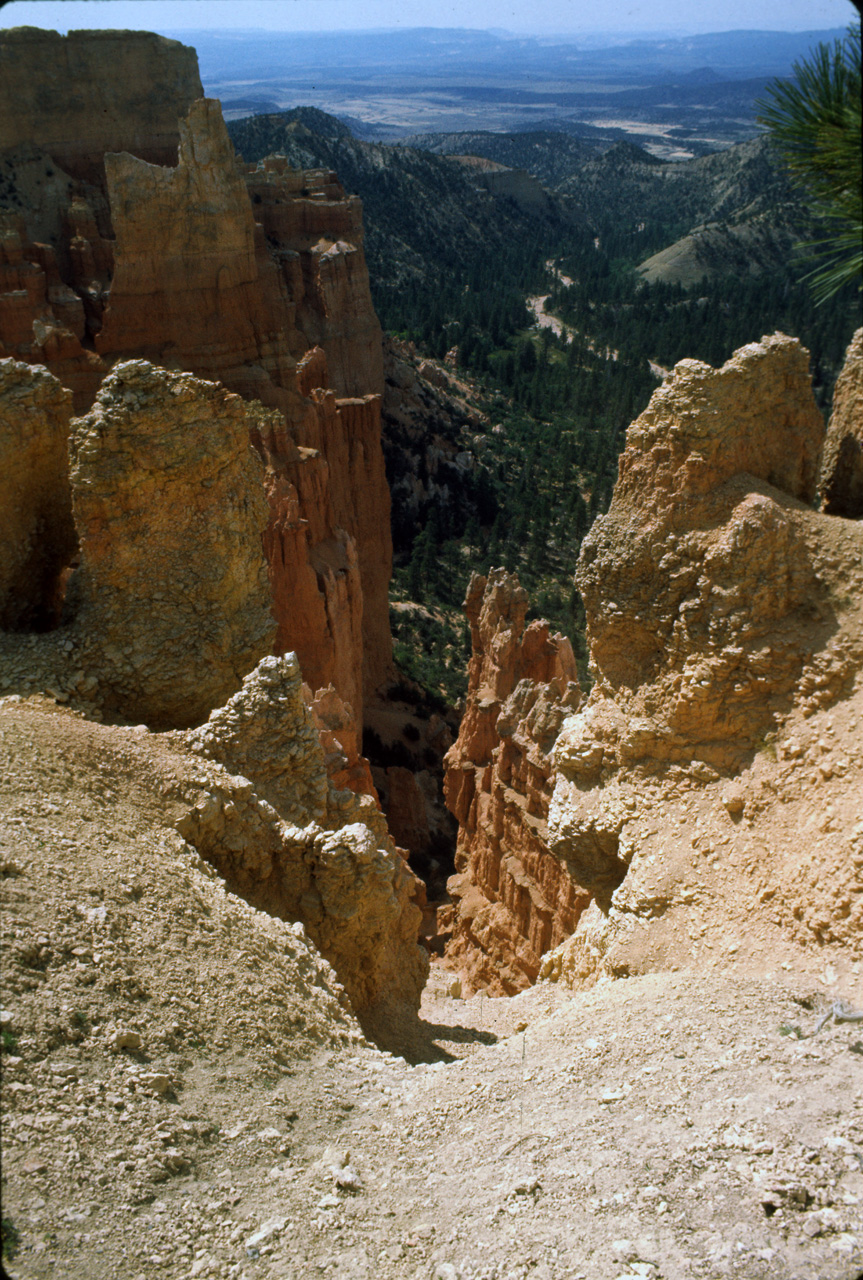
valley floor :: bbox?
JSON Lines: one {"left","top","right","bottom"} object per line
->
{"left": 2, "top": 696, "right": 863, "bottom": 1280}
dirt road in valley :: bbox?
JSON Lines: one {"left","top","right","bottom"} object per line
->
{"left": 526, "top": 294, "right": 572, "bottom": 343}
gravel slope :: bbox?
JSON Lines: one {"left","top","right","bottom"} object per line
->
{"left": 2, "top": 695, "right": 862, "bottom": 1280}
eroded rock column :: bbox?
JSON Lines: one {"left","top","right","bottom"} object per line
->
{"left": 67, "top": 360, "right": 275, "bottom": 727}
{"left": 183, "top": 654, "right": 428, "bottom": 1018}
{"left": 818, "top": 327, "right": 863, "bottom": 518}
{"left": 443, "top": 569, "right": 588, "bottom": 994}
{"left": 544, "top": 333, "right": 863, "bottom": 989}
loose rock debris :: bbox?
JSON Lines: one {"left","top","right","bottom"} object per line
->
{"left": 780, "top": 1000, "right": 863, "bottom": 1041}
{"left": 2, "top": 690, "right": 862, "bottom": 1280}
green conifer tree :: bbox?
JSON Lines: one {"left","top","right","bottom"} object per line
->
{"left": 757, "top": 22, "right": 862, "bottom": 301}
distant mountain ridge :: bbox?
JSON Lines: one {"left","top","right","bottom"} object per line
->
{"left": 187, "top": 25, "right": 849, "bottom": 81}
{"left": 198, "top": 25, "right": 847, "bottom": 147}
{"left": 230, "top": 108, "right": 814, "bottom": 294}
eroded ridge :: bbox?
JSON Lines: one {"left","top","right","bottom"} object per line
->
{"left": 542, "top": 333, "right": 863, "bottom": 989}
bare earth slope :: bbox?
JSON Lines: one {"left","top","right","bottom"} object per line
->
{"left": 1, "top": 704, "right": 861, "bottom": 1280}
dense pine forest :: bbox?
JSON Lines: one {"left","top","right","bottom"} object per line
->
{"left": 385, "top": 219, "right": 860, "bottom": 703}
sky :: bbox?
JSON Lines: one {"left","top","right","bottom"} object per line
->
{"left": 0, "top": 0, "right": 858, "bottom": 36}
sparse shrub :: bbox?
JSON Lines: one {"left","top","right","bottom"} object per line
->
{"left": 2, "top": 1216, "right": 20, "bottom": 1260}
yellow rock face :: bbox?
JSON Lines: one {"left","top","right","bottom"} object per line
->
{"left": 544, "top": 334, "right": 863, "bottom": 990}
{"left": 67, "top": 360, "right": 275, "bottom": 729}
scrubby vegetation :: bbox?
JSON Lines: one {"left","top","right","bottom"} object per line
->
{"left": 757, "top": 22, "right": 862, "bottom": 301}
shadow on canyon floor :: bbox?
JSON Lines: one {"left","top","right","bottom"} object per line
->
{"left": 359, "top": 1004, "right": 499, "bottom": 1064}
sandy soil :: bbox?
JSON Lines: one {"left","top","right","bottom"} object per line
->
{"left": 2, "top": 695, "right": 862, "bottom": 1280}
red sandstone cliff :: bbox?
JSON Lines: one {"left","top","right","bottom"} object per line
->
{"left": 304, "top": 683, "right": 378, "bottom": 798}
{"left": 443, "top": 569, "right": 588, "bottom": 995}
{"left": 0, "top": 32, "right": 392, "bottom": 740}
{"left": 0, "top": 205, "right": 109, "bottom": 409}
{"left": 0, "top": 359, "right": 76, "bottom": 631}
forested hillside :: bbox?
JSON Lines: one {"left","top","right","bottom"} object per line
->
{"left": 401, "top": 129, "right": 603, "bottom": 188}
{"left": 228, "top": 111, "right": 565, "bottom": 318}
{"left": 409, "top": 132, "right": 811, "bottom": 266}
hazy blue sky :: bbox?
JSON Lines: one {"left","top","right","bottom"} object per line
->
{"left": 0, "top": 0, "right": 858, "bottom": 35}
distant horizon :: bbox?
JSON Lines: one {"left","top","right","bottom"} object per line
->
{"left": 156, "top": 22, "right": 852, "bottom": 37}
{"left": 1, "top": 0, "right": 859, "bottom": 37}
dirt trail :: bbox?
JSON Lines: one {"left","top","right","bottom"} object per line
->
{"left": 526, "top": 291, "right": 620, "bottom": 362}
{"left": 2, "top": 696, "right": 863, "bottom": 1280}
{"left": 526, "top": 295, "right": 571, "bottom": 343}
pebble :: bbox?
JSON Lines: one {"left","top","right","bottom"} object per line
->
{"left": 246, "top": 1217, "right": 286, "bottom": 1251}
{"left": 111, "top": 1028, "right": 143, "bottom": 1051}
{"left": 335, "top": 1164, "right": 363, "bottom": 1191}
{"left": 138, "top": 1071, "right": 171, "bottom": 1094}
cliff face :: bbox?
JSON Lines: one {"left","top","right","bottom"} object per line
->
{"left": 449, "top": 155, "right": 554, "bottom": 214}
{"left": 94, "top": 101, "right": 383, "bottom": 414}
{"left": 67, "top": 361, "right": 275, "bottom": 729}
{"left": 0, "top": 359, "right": 75, "bottom": 630}
{"left": 96, "top": 99, "right": 275, "bottom": 383}
{"left": 0, "top": 202, "right": 108, "bottom": 409}
{"left": 381, "top": 334, "right": 489, "bottom": 552}
{"left": 572, "top": 335, "right": 826, "bottom": 763}
{"left": 0, "top": 355, "right": 425, "bottom": 1019}
{"left": 0, "top": 31, "right": 391, "bottom": 733}
{"left": 542, "top": 334, "right": 863, "bottom": 989}
{"left": 819, "top": 327, "right": 863, "bottom": 518}
{"left": 305, "top": 683, "right": 378, "bottom": 798}
{"left": 95, "top": 101, "right": 383, "bottom": 402}
{"left": 254, "top": 349, "right": 391, "bottom": 716}
{"left": 244, "top": 156, "right": 384, "bottom": 398}
{"left": 292, "top": 356, "right": 392, "bottom": 702}
{"left": 259, "top": 420, "right": 365, "bottom": 720}
{"left": 182, "top": 653, "right": 427, "bottom": 1022}
{"left": 0, "top": 28, "right": 203, "bottom": 186}
{"left": 93, "top": 97, "right": 391, "bottom": 716}
{"left": 443, "top": 569, "right": 588, "bottom": 995}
